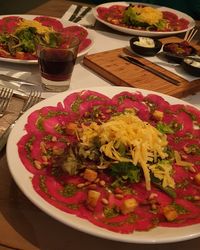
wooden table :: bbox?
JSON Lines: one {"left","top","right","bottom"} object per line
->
{"left": 0, "top": 1, "right": 200, "bottom": 249}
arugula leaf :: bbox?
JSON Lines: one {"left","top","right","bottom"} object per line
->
{"left": 156, "top": 122, "right": 174, "bottom": 134}
{"left": 151, "top": 174, "right": 176, "bottom": 198}
{"left": 109, "top": 162, "right": 141, "bottom": 183}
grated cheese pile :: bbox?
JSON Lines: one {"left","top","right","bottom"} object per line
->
{"left": 79, "top": 112, "right": 171, "bottom": 190}
{"left": 131, "top": 6, "right": 163, "bottom": 25}
{"left": 15, "top": 19, "right": 54, "bottom": 34}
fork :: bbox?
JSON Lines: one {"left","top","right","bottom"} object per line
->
{"left": 0, "top": 89, "right": 42, "bottom": 151}
{"left": 0, "top": 87, "right": 13, "bottom": 117}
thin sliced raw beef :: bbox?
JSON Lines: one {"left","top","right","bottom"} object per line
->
{"left": 0, "top": 16, "right": 23, "bottom": 33}
{"left": 17, "top": 90, "right": 200, "bottom": 234}
{"left": 34, "top": 16, "right": 63, "bottom": 31}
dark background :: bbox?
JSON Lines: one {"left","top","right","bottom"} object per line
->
{"left": 1, "top": 0, "right": 48, "bottom": 14}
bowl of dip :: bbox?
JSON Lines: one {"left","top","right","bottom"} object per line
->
{"left": 182, "top": 56, "right": 200, "bottom": 77}
{"left": 129, "top": 36, "right": 162, "bottom": 57}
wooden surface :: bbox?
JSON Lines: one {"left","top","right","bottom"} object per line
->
{"left": 0, "top": 1, "right": 200, "bottom": 250}
{"left": 83, "top": 37, "right": 200, "bottom": 98}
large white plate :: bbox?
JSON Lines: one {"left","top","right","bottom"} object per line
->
{"left": 0, "top": 14, "right": 94, "bottom": 64}
{"left": 93, "top": 2, "right": 195, "bottom": 37}
{"left": 7, "top": 86, "right": 200, "bottom": 244}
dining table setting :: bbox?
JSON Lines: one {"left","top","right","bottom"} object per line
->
{"left": 1, "top": 0, "right": 200, "bottom": 249}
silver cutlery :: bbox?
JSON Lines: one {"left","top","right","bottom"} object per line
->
{"left": 119, "top": 53, "right": 180, "bottom": 86}
{"left": 0, "top": 74, "right": 42, "bottom": 95}
{"left": 0, "top": 89, "right": 41, "bottom": 151}
{"left": 73, "top": 7, "right": 92, "bottom": 23}
{"left": 0, "top": 74, "right": 36, "bottom": 86}
{"left": 68, "top": 5, "right": 83, "bottom": 22}
{"left": 0, "top": 87, "right": 13, "bottom": 117}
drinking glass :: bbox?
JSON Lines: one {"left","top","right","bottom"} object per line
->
{"left": 37, "top": 37, "right": 80, "bottom": 92}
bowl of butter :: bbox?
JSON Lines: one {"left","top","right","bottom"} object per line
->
{"left": 129, "top": 36, "right": 162, "bottom": 57}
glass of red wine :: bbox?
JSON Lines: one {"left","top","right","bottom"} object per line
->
{"left": 37, "top": 36, "right": 80, "bottom": 92}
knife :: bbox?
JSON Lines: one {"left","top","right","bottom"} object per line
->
{"left": 0, "top": 74, "right": 36, "bottom": 86}
{"left": 0, "top": 74, "right": 43, "bottom": 96}
{"left": 119, "top": 53, "right": 180, "bottom": 86}
{"left": 73, "top": 7, "right": 92, "bottom": 23}
{"left": 68, "top": 5, "right": 83, "bottom": 22}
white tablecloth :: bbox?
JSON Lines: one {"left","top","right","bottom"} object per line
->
{"left": 0, "top": 28, "right": 200, "bottom": 108}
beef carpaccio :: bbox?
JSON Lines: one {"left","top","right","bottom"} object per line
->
{"left": 17, "top": 90, "right": 200, "bottom": 234}
{"left": 97, "top": 4, "right": 190, "bottom": 32}
{"left": 0, "top": 15, "right": 91, "bottom": 60}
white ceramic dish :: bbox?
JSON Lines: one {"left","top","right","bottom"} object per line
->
{"left": 93, "top": 2, "right": 195, "bottom": 37}
{"left": 0, "top": 14, "right": 94, "bottom": 64}
{"left": 6, "top": 86, "right": 200, "bottom": 244}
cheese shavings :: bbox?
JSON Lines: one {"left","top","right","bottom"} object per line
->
{"left": 79, "top": 112, "right": 169, "bottom": 190}
{"left": 126, "top": 6, "right": 163, "bottom": 26}
{"left": 15, "top": 19, "right": 54, "bottom": 34}
{"left": 149, "top": 161, "right": 175, "bottom": 188}
{"left": 174, "top": 150, "right": 194, "bottom": 168}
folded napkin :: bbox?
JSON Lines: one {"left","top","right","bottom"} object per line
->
{"left": 61, "top": 5, "right": 96, "bottom": 27}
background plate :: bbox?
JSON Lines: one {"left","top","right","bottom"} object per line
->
{"left": 6, "top": 86, "right": 200, "bottom": 244}
{"left": 93, "top": 2, "right": 195, "bottom": 37}
{"left": 0, "top": 14, "right": 94, "bottom": 64}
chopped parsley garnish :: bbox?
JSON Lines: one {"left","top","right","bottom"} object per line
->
{"left": 109, "top": 162, "right": 141, "bottom": 184}
{"left": 61, "top": 183, "right": 78, "bottom": 197}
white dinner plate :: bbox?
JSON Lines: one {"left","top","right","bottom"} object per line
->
{"left": 93, "top": 2, "right": 195, "bottom": 37}
{"left": 6, "top": 86, "right": 200, "bottom": 244}
{"left": 0, "top": 14, "right": 94, "bottom": 64}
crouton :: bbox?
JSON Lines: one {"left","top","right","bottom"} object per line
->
{"left": 152, "top": 110, "right": 163, "bottom": 121}
{"left": 87, "top": 190, "right": 100, "bottom": 208}
{"left": 194, "top": 173, "right": 200, "bottom": 186}
{"left": 83, "top": 169, "right": 98, "bottom": 182}
{"left": 120, "top": 198, "right": 138, "bottom": 215}
{"left": 163, "top": 205, "right": 178, "bottom": 221}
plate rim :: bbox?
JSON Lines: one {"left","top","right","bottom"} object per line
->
{"left": 0, "top": 14, "right": 95, "bottom": 64}
{"left": 6, "top": 86, "right": 200, "bottom": 244}
{"left": 93, "top": 1, "right": 195, "bottom": 36}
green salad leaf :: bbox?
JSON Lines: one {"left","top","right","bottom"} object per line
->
{"left": 109, "top": 162, "right": 141, "bottom": 183}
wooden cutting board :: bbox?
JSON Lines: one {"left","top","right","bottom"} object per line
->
{"left": 83, "top": 37, "right": 200, "bottom": 98}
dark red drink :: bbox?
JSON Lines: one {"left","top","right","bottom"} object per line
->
{"left": 39, "top": 48, "right": 75, "bottom": 81}
{"left": 38, "top": 37, "right": 80, "bottom": 92}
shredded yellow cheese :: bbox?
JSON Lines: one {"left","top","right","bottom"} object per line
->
{"left": 149, "top": 161, "right": 175, "bottom": 188}
{"left": 174, "top": 150, "right": 194, "bottom": 168}
{"left": 79, "top": 112, "right": 169, "bottom": 190}
{"left": 131, "top": 6, "right": 163, "bottom": 25}
{"left": 15, "top": 19, "right": 54, "bottom": 34}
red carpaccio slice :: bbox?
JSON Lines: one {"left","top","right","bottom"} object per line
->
{"left": 34, "top": 16, "right": 64, "bottom": 32}
{"left": 62, "top": 26, "right": 88, "bottom": 40}
{"left": 97, "top": 7, "right": 110, "bottom": 19}
{"left": 144, "top": 94, "right": 170, "bottom": 111}
{"left": 62, "top": 26, "right": 91, "bottom": 52}
{"left": 63, "top": 90, "right": 113, "bottom": 120}
{"left": 17, "top": 90, "right": 200, "bottom": 234}
{"left": 17, "top": 134, "right": 44, "bottom": 174}
{"left": 162, "top": 11, "right": 189, "bottom": 30}
{"left": 25, "top": 106, "right": 70, "bottom": 136}
{"left": 78, "top": 38, "right": 92, "bottom": 53}
{"left": 98, "top": 5, "right": 125, "bottom": 20}
{"left": 0, "top": 16, "right": 23, "bottom": 33}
